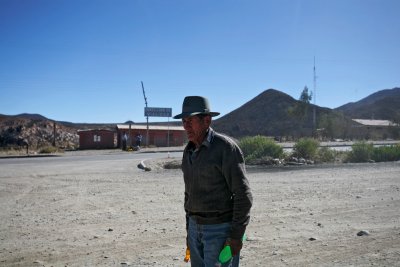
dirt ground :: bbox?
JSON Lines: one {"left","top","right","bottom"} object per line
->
{"left": 0, "top": 155, "right": 399, "bottom": 267}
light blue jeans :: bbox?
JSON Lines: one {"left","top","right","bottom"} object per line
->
{"left": 188, "top": 217, "right": 240, "bottom": 267}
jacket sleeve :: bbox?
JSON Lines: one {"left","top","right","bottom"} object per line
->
{"left": 222, "top": 142, "right": 253, "bottom": 240}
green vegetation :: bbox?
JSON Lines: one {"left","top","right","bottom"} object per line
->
{"left": 372, "top": 144, "right": 400, "bottom": 162}
{"left": 316, "top": 146, "right": 337, "bottom": 163}
{"left": 346, "top": 141, "right": 374, "bottom": 162}
{"left": 239, "top": 135, "right": 284, "bottom": 162}
{"left": 293, "top": 138, "right": 319, "bottom": 160}
{"left": 346, "top": 141, "right": 400, "bottom": 162}
{"left": 287, "top": 86, "right": 313, "bottom": 121}
{"left": 239, "top": 135, "right": 400, "bottom": 165}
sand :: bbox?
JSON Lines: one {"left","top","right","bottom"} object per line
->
{"left": 0, "top": 154, "right": 399, "bottom": 266}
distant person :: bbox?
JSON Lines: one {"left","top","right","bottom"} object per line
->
{"left": 135, "top": 133, "right": 142, "bottom": 149}
{"left": 122, "top": 133, "right": 127, "bottom": 151}
{"left": 173, "top": 96, "right": 253, "bottom": 266}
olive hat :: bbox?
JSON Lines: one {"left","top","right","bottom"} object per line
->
{"left": 173, "top": 96, "right": 220, "bottom": 119}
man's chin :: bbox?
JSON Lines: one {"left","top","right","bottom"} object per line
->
{"left": 186, "top": 134, "right": 194, "bottom": 140}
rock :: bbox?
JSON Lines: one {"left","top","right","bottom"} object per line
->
{"left": 309, "top": 237, "right": 317, "bottom": 241}
{"left": 357, "top": 230, "right": 370, "bottom": 236}
{"left": 137, "top": 162, "right": 151, "bottom": 171}
{"left": 273, "top": 158, "right": 281, "bottom": 165}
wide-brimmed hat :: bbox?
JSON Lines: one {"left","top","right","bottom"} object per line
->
{"left": 173, "top": 96, "right": 220, "bottom": 119}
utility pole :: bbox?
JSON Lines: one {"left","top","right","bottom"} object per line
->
{"left": 313, "top": 56, "right": 317, "bottom": 134}
{"left": 141, "top": 81, "right": 149, "bottom": 147}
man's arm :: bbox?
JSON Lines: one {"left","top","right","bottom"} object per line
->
{"left": 222, "top": 143, "right": 253, "bottom": 240}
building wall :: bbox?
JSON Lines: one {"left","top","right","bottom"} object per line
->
{"left": 117, "top": 128, "right": 186, "bottom": 148}
{"left": 349, "top": 125, "right": 400, "bottom": 140}
{"left": 78, "top": 130, "right": 115, "bottom": 149}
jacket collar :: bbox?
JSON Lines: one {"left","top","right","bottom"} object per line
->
{"left": 187, "top": 127, "right": 215, "bottom": 150}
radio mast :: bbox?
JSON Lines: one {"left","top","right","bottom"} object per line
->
{"left": 313, "top": 57, "right": 317, "bottom": 134}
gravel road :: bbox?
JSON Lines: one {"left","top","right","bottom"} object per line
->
{"left": 0, "top": 153, "right": 399, "bottom": 266}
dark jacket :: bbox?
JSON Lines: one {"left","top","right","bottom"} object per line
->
{"left": 182, "top": 128, "right": 253, "bottom": 239}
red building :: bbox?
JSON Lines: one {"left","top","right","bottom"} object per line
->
{"left": 116, "top": 124, "right": 186, "bottom": 148}
{"left": 78, "top": 129, "right": 115, "bottom": 149}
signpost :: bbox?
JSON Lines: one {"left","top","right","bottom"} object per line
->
{"left": 144, "top": 107, "right": 172, "bottom": 148}
{"left": 141, "top": 82, "right": 172, "bottom": 149}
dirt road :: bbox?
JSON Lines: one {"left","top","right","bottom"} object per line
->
{"left": 0, "top": 154, "right": 399, "bottom": 266}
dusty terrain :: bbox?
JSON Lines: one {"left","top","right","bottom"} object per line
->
{"left": 0, "top": 153, "right": 399, "bottom": 266}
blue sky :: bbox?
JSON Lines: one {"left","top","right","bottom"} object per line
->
{"left": 1, "top": 0, "right": 399, "bottom": 123}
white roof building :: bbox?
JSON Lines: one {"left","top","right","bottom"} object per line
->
{"left": 352, "top": 119, "right": 397, "bottom": 127}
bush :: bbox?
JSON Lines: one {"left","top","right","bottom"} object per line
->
{"left": 316, "top": 147, "right": 337, "bottom": 163}
{"left": 371, "top": 144, "right": 400, "bottom": 162}
{"left": 239, "top": 135, "right": 284, "bottom": 162}
{"left": 346, "top": 141, "right": 374, "bottom": 162}
{"left": 293, "top": 138, "right": 319, "bottom": 159}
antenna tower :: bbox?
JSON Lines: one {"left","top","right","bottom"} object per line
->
{"left": 313, "top": 57, "right": 317, "bottom": 133}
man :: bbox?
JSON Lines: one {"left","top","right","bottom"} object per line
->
{"left": 135, "top": 133, "right": 142, "bottom": 149}
{"left": 174, "top": 96, "right": 253, "bottom": 267}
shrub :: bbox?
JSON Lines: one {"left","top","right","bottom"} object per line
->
{"left": 239, "top": 135, "right": 283, "bottom": 162}
{"left": 371, "top": 144, "right": 400, "bottom": 162}
{"left": 346, "top": 141, "right": 373, "bottom": 162}
{"left": 316, "top": 147, "right": 336, "bottom": 163}
{"left": 293, "top": 138, "right": 319, "bottom": 159}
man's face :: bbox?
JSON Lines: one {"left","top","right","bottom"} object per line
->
{"left": 182, "top": 115, "right": 211, "bottom": 146}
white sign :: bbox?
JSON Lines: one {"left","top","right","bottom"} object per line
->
{"left": 144, "top": 107, "right": 172, "bottom": 117}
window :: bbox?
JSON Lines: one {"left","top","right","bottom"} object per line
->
{"left": 93, "top": 135, "right": 101, "bottom": 142}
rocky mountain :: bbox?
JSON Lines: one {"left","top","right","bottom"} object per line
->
{"left": 0, "top": 114, "right": 118, "bottom": 150}
{"left": 0, "top": 115, "right": 79, "bottom": 149}
{"left": 213, "top": 89, "right": 356, "bottom": 139}
{"left": 335, "top": 87, "right": 400, "bottom": 122}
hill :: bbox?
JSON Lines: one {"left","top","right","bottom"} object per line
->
{"left": 0, "top": 114, "right": 81, "bottom": 150}
{"left": 213, "top": 89, "right": 356, "bottom": 139}
{"left": 2, "top": 87, "right": 399, "bottom": 149}
{"left": 335, "top": 87, "right": 400, "bottom": 122}
{"left": 0, "top": 114, "right": 118, "bottom": 150}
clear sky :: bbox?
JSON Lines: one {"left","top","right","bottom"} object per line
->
{"left": 1, "top": 0, "right": 399, "bottom": 123}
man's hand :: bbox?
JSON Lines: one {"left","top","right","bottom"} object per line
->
{"left": 184, "top": 236, "right": 190, "bottom": 262}
{"left": 226, "top": 238, "right": 243, "bottom": 256}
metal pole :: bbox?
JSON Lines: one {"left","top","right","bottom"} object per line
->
{"left": 141, "top": 81, "right": 149, "bottom": 147}
{"left": 129, "top": 123, "right": 132, "bottom": 148}
{"left": 167, "top": 117, "right": 170, "bottom": 157}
